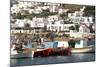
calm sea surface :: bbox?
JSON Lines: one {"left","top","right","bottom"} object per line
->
{"left": 11, "top": 53, "right": 95, "bottom": 67}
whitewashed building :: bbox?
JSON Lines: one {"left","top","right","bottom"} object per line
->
{"left": 69, "top": 17, "right": 93, "bottom": 27}
{"left": 48, "top": 15, "right": 59, "bottom": 22}
{"left": 11, "top": 17, "right": 45, "bottom": 34}
{"left": 47, "top": 20, "right": 75, "bottom": 32}
{"left": 70, "top": 24, "right": 90, "bottom": 38}
{"left": 67, "top": 6, "right": 94, "bottom": 27}
{"left": 58, "top": 8, "right": 68, "bottom": 14}
{"left": 79, "top": 24, "right": 90, "bottom": 33}
{"left": 11, "top": 4, "right": 21, "bottom": 14}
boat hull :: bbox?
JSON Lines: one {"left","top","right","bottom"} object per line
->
{"left": 11, "top": 53, "right": 32, "bottom": 58}
{"left": 33, "top": 47, "right": 95, "bottom": 57}
{"left": 71, "top": 47, "right": 95, "bottom": 53}
{"left": 11, "top": 48, "right": 35, "bottom": 58}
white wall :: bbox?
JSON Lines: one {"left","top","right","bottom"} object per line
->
{"left": 57, "top": 41, "right": 69, "bottom": 47}
{"left": 47, "top": 20, "right": 75, "bottom": 32}
{"left": 75, "top": 39, "right": 88, "bottom": 48}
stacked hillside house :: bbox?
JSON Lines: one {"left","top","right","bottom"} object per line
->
{"left": 11, "top": 1, "right": 95, "bottom": 38}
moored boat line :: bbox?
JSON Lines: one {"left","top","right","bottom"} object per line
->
{"left": 11, "top": 46, "right": 95, "bottom": 58}
{"left": 33, "top": 47, "right": 94, "bottom": 57}
{"left": 11, "top": 39, "right": 95, "bottom": 58}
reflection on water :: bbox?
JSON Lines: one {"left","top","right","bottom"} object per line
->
{"left": 11, "top": 53, "right": 95, "bottom": 67}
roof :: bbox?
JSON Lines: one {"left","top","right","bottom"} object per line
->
{"left": 60, "top": 4, "right": 83, "bottom": 13}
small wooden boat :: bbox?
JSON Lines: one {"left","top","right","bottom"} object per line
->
{"left": 11, "top": 49, "right": 35, "bottom": 58}
{"left": 11, "top": 45, "right": 34, "bottom": 58}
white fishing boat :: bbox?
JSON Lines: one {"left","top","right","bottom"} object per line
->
{"left": 11, "top": 44, "right": 34, "bottom": 58}
{"left": 71, "top": 47, "right": 95, "bottom": 53}
{"left": 35, "top": 41, "right": 95, "bottom": 55}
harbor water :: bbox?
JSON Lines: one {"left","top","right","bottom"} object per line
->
{"left": 11, "top": 53, "right": 95, "bottom": 67}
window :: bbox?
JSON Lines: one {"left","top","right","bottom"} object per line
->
{"left": 51, "top": 26, "right": 54, "bottom": 29}
{"left": 59, "top": 26, "right": 61, "bottom": 31}
{"left": 24, "top": 23, "right": 30, "bottom": 28}
{"left": 76, "top": 40, "right": 80, "bottom": 45}
{"left": 71, "top": 13, "right": 73, "bottom": 16}
{"left": 64, "top": 26, "right": 67, "bottom": 29}
{"left": 80, "top": 18, "right": 84, "bottom": 22}
{"left": 87, "top": 18, "right": 90, "bottom": 22}
{"left": 79, "top": 29, "right": 82, "bottom": 32}
{"left": 29, "top": 30, "right": 31, "bottom": 32}
{"left": 20, "top": 31, "right": 21, "bottom": 33}
{"left": 52, "top": 22, "right": 55, "bottom": 24}
{"left": 85, "top": 28, "right": 87, "bottom": 32}
{"left": 55, "top": 27, "right": 56, "bottom": 29}
{"left": 48, "top": 27, "right": 50, "bottom": 30}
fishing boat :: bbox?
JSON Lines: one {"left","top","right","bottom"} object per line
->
{"left": 34, "top": 47, "right": 95, "bottom": 56}
{"left": 11, "top": 44, "right": 34, "bottom": 58}
{"left": 71, "top": 47, "right": 95, "bottom": 53}
{"left": 33, "top": 41, "right": 95, "bottom": 57}
{"left": 11, "top": 52, "right": 33, "bottom": 58}
{"left": 33, "top": 47, "right": 94, "bottom": 57}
